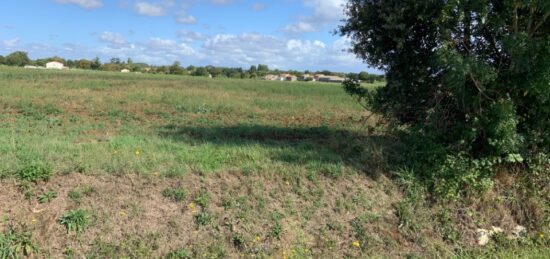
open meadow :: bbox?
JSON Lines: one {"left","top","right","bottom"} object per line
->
{"left": 0, "top": 66, "right": 548, "bottom": 258}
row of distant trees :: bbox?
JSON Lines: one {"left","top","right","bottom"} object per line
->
{"left": 0, "top": 50, "right": 384, "bottom": 82}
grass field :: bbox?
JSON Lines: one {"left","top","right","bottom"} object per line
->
{"left": 0, "top": 66, "right": 547, "bottom": 258}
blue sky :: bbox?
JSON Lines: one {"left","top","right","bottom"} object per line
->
{"left": 0, "top": 0, "right": 377, "bottom": 73}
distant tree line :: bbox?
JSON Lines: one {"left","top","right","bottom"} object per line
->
{"left": 0, "top": 50, "right": 384, "bottom": 81}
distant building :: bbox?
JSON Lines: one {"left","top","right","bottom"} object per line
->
{"left": 46, "top": 61, "right": 64, "bottom": 70}
{"left": 263, "top": 74, "right": 298, "bottom": 82}
{"left": 317, "top": 75, "right": 346, "bottom": 83}
{"left": 280, "top": 74, "right": 297, "bottom": 81}
{"left": 121, "top": 69, "right": 130, "bottom": 73}
{"left": 299, "top": 74, "right": 315, "bottom": 81}
{"left": 263, "top": 74, "right": 279, "bottom": 81}
{"left": 313, "top": 74, "right": 325, "bottom": 81}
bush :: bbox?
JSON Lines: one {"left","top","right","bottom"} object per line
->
{"left": 339, "top": 0, "right": 549, "bottom": 198}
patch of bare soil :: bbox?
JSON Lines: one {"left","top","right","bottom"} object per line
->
{"left": 0, "top": 172, "right": 405, "bottom": 257}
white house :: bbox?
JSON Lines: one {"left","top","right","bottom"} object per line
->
{"left": 121, "top": 69, "right": 130, "bottom": 73}
{"left": 46, "top": 61, "right": 64, "bottom": 70}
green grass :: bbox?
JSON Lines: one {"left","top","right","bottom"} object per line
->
{"left": 0, "top": 226, "right": 37, "bottom": 258}
{"left": 0, "top": 66, "right": 547, "bottom": 258}
{"left": 0, "top": 67, "right": 369, "bottom": 178}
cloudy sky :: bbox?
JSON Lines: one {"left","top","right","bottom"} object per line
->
{"left": 0, "top": 0, "right": 376, "bottom": 73}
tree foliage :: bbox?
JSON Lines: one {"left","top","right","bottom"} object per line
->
{"left": 340, "top": 0, "right": 549, "bottom": 197}
{"left": 5, "top": 51, "right": 31, "bottom": 67}
{"left": 340, "top": 0, "right": 549, "bottom": 158}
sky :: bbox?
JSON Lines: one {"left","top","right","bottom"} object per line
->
{"left": 0, "top": 0, "right": 378, "bottom": 73}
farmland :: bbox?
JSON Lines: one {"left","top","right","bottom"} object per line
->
{"left": 0, "top": 66, "right": 548, "bottom": 258}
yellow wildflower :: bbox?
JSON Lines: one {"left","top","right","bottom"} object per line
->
{"left": 135, "top": 150, "right": 140, "bottom": 155}
{"left": 188, "top": 202, "right": 197, "bottom": 213}
{"left": 540, "top": 233, "right": 545, "bottom": 239}
{"left": 352, "top": 240, "right": 360, "bottom": 248}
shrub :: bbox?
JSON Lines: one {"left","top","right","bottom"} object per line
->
{"left": 339, "top": 0, "right": 549, "bottom": 198}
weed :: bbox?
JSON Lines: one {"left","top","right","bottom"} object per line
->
{"left": 166, "top": 248, "right": 191, "bottom": 258}
{"left": 194, "top": 190, "right": 210, "bottom": 208}
{"left": 231, "top": 234, "right": 246, "bottom": 249}
{"left": 59, "top": 209, "right": 90, "bottom": 233}
{"left": 269, "top": 222, "right": 283, "bottom": 240}
{"left": 0, "top": 226, "right": 37, "bottom": 258}
{"left": 194, "top": 212, "right": 212, "bottom": 226}
{"left": 350, "top": 217, "right": 367, "bottom": 241}
{"left": 68, "top": 190, "right": 82, "bottom": 202}
{"left": 195, "top": 103, "right": 211, "bottom": 114}
{"left": 162, "top": 187, "right": 187, "bottom": 202}
{"left": 435, "top": 209, "right": 460, "bottom": 244}
{"left": 68, "top": 186, "right": 95, "bottom": 203}
{"left": 88, "top": 234, "right": 159, "bottom": 258}
{"left": 42, "top": 104, "right": 62, "bottom": 115}
{"left": 163, "top": 165, "right": 187, "bottom": 178}
{"left": 64, "top": 247, "right": 76, "bottom": 258}
{"left": 37, "top": 190, "right": 57, "bottom": 203}
{"left": 17, "top": 162, "right": 52, "bottom": 182}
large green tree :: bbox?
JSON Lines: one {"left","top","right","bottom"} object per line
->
{"left": 340, "top": 0, "right": 549, "bottom": 159}
{"left": 169, "top": 61, "right": 184, "bottom": 75}
{"left": 5, "top": 51, "right": 31, "bottom": 67}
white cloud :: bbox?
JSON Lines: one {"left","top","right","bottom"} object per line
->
{"left": 99, "top": 31, "right": 126, "bottom": 45}
{"left": 281, "top": 21, "right": 318, "bottom": 34}
{"left": 304, "top": 0, "right": 345, "bottom": 22}
{"left": 2, "top": 38, "right": 20, "bottom": 48}
{"left": 175, "top": 13, "right": 197, "bottom": 24}
{"left": 54, "top": 0, "right": 103, "bottom": 9}
{"left": 93, "top": 33, "right": 355, "bottom": 69}
{"left": 281, "top": 0, "right": 345, "bottom": 34}
{"left": 201, "top": 33, "right": 359, "bottom": 70}
{"left": 135, "top": 2, "right": 165, "bottom": 16}
{"left": 3, "top": 34, "right": 366, "bottom": 72}
{"left": 177, "top": 30, "right": 208, "bottom": 43}
{"left": 146, "top": 38, "right": 196, "bottom": 56}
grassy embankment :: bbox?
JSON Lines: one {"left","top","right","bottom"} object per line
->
{"left": 0, "top": 66, "right": 547, "bottom": 258}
